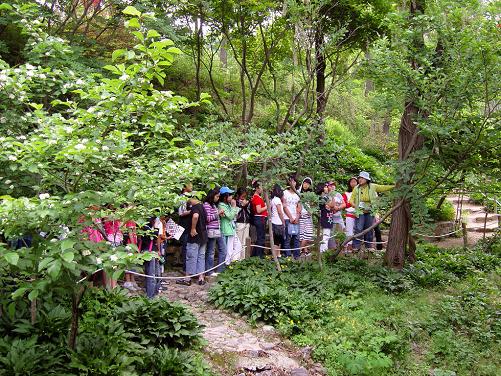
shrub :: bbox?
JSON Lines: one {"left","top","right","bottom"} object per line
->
{"left": 0, "top": 336, "right": 69, "bottom": 375}
{"left": 426, "top": 198, "right": 456, "bottom": 222}
{"left": 116, "top": 298, "right": 202, "bottom": 349}
{"left": 138, "top": 346, "right": 214, "bottom": 376}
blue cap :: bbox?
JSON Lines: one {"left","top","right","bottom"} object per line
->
{"left": 219, "top": 186, "right": 234, "bottom": 195}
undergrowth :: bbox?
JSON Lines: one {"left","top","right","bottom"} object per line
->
{"left": 209, "top": 239, "right": 501, "bottom": 376}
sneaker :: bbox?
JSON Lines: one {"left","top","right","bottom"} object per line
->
{"left": 176, "top": 280, "right": 191, "bottom": 286}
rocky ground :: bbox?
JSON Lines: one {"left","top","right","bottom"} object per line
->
{"left": 158, "top": 273, "right": 325, "bottom": 376}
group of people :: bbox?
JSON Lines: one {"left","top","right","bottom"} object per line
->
{"left": 173, "top": 171, "right": 393, "bottom": 290}
{"left": 79, "top": 171, "right": 393, "bottom": 298}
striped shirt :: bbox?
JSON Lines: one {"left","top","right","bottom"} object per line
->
{"left": 203, "top": 202, "right": 220, "bottom": 230}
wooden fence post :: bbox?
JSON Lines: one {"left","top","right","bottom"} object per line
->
{"left": 462, "top": 222, "right": 468, "bottom": 249}
{"left": 245, "top": 237, "right": 251, "bottom": 259}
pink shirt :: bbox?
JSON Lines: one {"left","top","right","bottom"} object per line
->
{"left": 104, "top": 219, "right": 123, "bottom": 244}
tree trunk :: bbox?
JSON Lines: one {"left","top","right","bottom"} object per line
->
{"left": 68, "top": 286, "right": 85, "bottom": 350}
{"left": 194, "top": 16, "right": 203, "bottom": 101}
{"left": 314, "top": 27, "right": 327, "bottom": 117}
{"left": 219, "top": 36, "right": 227, "bottom": 68}
{"left": 384, "top": 0, "right": 426, "bottom": 270}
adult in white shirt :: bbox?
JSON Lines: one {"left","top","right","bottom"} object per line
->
{"left": 282, "top": 175, "right": 301, "bottom": 259}
{"left": 270, "top": 184, "right": 286, "bottom": 258}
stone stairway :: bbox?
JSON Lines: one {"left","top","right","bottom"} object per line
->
{"left": 447, "top": 196, "right": 500, "bottom": 234}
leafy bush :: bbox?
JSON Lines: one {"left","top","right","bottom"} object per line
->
{"left": 116, "top": 298, "right": 202, "bottom": 349}
{"left": 210, "top": 245, "right": 501, "bottom": 376}
{"left": 71, "top": 318, "right": 142, "bottom": 375}
{"left": 0, "top": 336, "right": 69, "bottom": 375}
{"left": 426, "top": 198, "right": 456, "bottom": 222}
{"left": 404, "top": 244, "right": 500, "bottom": 287}
{"left": 138, "top": 346, "right": 213, "bottom": 376}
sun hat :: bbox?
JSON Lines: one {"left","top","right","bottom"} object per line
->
{"left": 358, "top": 171, "right": 371, "bottom": 181}
{"left": 219, "top": 186, "right": 234, "bottom": 195}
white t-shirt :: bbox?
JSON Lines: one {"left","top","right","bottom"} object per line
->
{"left": 331, "top": 192, "right": 344, "bottom": 219}
{"left": 283, "top": 189, "right": 300, "bottom": 220}
{"left": 271, "top": 196, "right": 284, "bottom": 225}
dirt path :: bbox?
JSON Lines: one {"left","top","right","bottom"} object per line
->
{"left": 159, "top": 274, "right": 325, "bottom": 376}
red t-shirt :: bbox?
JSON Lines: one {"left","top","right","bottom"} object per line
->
{"left": 251, "top": 194, "right": 268, "bottom": 217}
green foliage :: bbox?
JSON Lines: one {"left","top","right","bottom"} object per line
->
{"left": 0, "top": 287, "right": 209, "bottom": 375}
{"left": 210, "top": 245, "right": 501, "bottom": 375}
{"left": 116, "top": 298, "right": 202, "bottom": 349}
{"left": 137, "top": 346, "right": 214, "bottom": 376}
{"left": 0, "top": 336, "right": 69, "bottom": 376}
{"left": 405, "top": 244, "right": 500, "bottom": 287}
{"left": 426, "top": 198, "right": 455, "bottom": 222}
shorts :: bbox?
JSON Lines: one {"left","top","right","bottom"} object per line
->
{"left": 272, "top": 224, "right": 284, "bottom": 246}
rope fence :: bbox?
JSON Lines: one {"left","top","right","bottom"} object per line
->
{"left": 77, "top": 219, "right": 497, "bottom": 283}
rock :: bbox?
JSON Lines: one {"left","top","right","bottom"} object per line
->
{"left": 243, "top": 349, "right": 260, "bottom": 358}
{"left": 262, "top": 325, "right": 275, "bottom": 333}
{"left": 291, "top": 367, "right": 309, "bottom": 376}
{"left": 312, "top": 363, "right": 327, "bottom": 375}
{"left": 300, "top": 346, "right": 313, "bottom": 359}
{"left": 260, "top": 342, "right": 276, "bottom": 351}
{"left": 255, "top": 371, "right": 273, "bottom": 376}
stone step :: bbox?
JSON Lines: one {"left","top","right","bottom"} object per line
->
{"left": 473, "top": 215, "right": 499, "bottom": 223}
{"left": 467, "top": 227, "right": 498, "bottom": 233}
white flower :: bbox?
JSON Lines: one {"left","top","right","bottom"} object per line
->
{"left": 9, "top": 185, "right": 14, "bottom": 189}
{"left": 16, "top": 135, "right": 26, "bottom": 140}
{"left": 39, "top": 193, "right": 50, "bottom": 200}
{"left": 102, "top": 145, "right": 109, "bottom": 151}
{"left": 74, "top": 143, "right": 85, "bottom": 150}
{"left": 82, "top": 249, "right": 91, "bottom": 256}
{"left": 8, "top": 155, "right": 17, "bottom": 161}
{"left": 119, "top": 73, "right": 130, "bottom": 81}
{"left": 50, "top": 238, "right": 58, "bottom": 243}
{"left": 96, "top": 257, "right": 102, "bottom": 264}
{"left": 4, "top": 180, "right": 12, "bottom": 184}
{"left": 127, "top": 252, "right": 133, "bottom": 257}
{"left": 75, "top": 79, "right": 84, "bottom": 85}
{"left": 125, "top": 245, "right": 131, "bottom": 251}
{"left": 109, "top": 254, "right": 118, "bottom": 262}
{"left": 64, "top": 126, "right": 73, "bottom": 133}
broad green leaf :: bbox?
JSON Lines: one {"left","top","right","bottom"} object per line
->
{"left": 112, "top": 49, "right": 126, "bottom": 62}
{"left": 122, "top": 6, "right": 141, "bottom": 16}
{"left": 11, "top": 287, "right": 28, "bottom": 299}
{"left": 48, "top": 260, "right": 62, "bottom": 279}
{"left": 61, "top": 239, "right": 76, "bottom": 251}
{"left": 166, "top": 47, "right": 182, "bottom": 55}
{"left": 28, "top": 289, "right": 39, "bottom": 301}
{"left": 38, "top": 257, "right": 54, "bottom": 271}
{"left": 0, "top": 3, "right": 13, "bottom": 10}
{"left": 62, "top": 251, "right": 74, "bottom": 263}
{"left": 131, "top": 30, "right": 144, "bottom": 41}
{"left": 4, "top": 252, "right": 19, "bottom": 265}
{"left": 126, "top": 17, "right": 141, "bottom": 29}
{"left": 112, "top": 269, "right": 123, "bottom": 280}
{"left": 147, "top": 29, "right": 161, "bottom": 38}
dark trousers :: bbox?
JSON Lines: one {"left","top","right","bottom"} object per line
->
{"left": 252, "top": 216, "right": 266, "bottom": 258}
{"left": 144, "top": 257, "right": 160, "bottom": 298}
{"left": 180, "top": 231, "right": 188, "bottom": 272}
{"left": 374, "top": 225, "right": 383, "bottom": 250}
{"left": 352, "top": 213, "right": 374, "bottom": 250}
{"left": 283, "top": 219, "right": 300, "bottom": 259}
